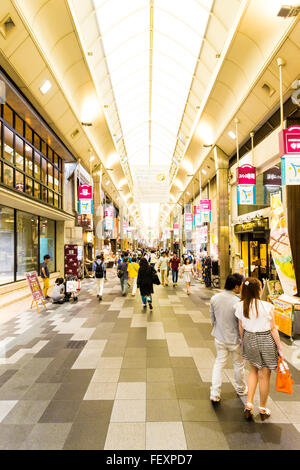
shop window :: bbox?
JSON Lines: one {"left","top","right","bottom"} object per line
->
{"left": 59, "top": 172, "right": 62, "bottom": 194}
{"left": 41, "top": 185, "right": 47, "bottom": 203}
{"left": 34, "top": 151, "right": 41, "bottom": 180}
{"left": 15, "top": 135, "right": 24, "bottom": 171}
{"left": 0, "top": 205, "right": 14, "bottom": 284}
{"left": 3, "top": 164, "right": 13, "bottom": 186}
{"left": 16, "top": 211, "right": 38, "bottom": 280}
{"left": 48, "top": 190, "right": 53, "bottom": 206}
{"left": 34, "top": 181, "right": 40, "bottom": 199}
{"left": 34, "top": 133, "right": 40, "bottom": 151}
{"left": 54, "top": 152, "right": 58, "bottom": 167}
{"left": 54, "top": 192, "right": 59, "bottom": 208}
{"left": 15, "top": 171, "right": 24, "bottom": 192}
{"left": 40, "top": 218, "right": 55, "bottom": 273}
{"left": 25, "top": 177, "right": 33, "bottom": 196}
{"left": 41, "top": 157, "right": 47, "bottom": 185}
{"left": 3, "top": 105, "right": 13, "bottom": 127}
{"left": 54, "top": 168, "right": 59, "bottom": 192}
{"left": 48, "top": 148, "right": 53, "bottom": 163}
{"left": 25, "top": 144, "right": 33, "bottom": 176}
{"left": 3, "top": 126, "right": 14, "bottom": 163}
{"left": 48, "top": 163, "right": 53, "bottom": 189}
{"left": 15, "top": 114, "right": 24, "bottom": 136}
{"left": 41, "top": 139, "right": 47, "bottom": 157}
{"left": 25, "top": 123, "right": 33, "bottom": 144}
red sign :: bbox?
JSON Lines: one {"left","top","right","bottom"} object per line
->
{"left": 185, "top": 213, "right": 193, "bottom": 222}
{"left": 26, "top": 272, "right": 44, "bottom": 301}
{"left": 173, "top": 223, "right": 179, "bottom": 229}
{"left": 78, "top": 185, "right": 93, "bottom": 199}
{"left": 279, "top": 126, "right": 300, "bottom": 156}
{"left": 193, "top": 205, "right": 201, "bottom": 215}
{"left": 237, "top": 164, "right": 256, "bottom": 185}
{"left": 105, "top": 207, "right": 114, "bottom": 218}
{"left": 200, "top": 199, "right": 211, "bottom": 211}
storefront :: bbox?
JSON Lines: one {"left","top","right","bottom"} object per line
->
{"left": 0, "top": 204, "right": 56, "bottom": 285}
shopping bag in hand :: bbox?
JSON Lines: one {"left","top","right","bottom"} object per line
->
{"left": 276, "top": 357, "right": 293, "bottom": 394}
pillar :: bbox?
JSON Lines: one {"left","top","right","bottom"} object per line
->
{"left": 93, "top": 170, "right": 103, "bottom": 256}
{"left": 214, "top": 146, "right": 230, "bottom": 288}
{"left": 119, "top": 204, "right": 125, "bottom": 251}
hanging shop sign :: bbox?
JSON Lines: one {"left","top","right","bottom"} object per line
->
{"left": 279, "top": 125, "right": 300, "bottom": 156}
{"left": 200, "top": 199, "right": 211, "bottom": 223}
{"left": 263, "top": 166, "right": 281, "bottom": 187}
{"left": 237, "top": 164, "right": 256, "bottom": 185}
{"left": 78, "top": 185, "right": 93, "bottom": 199}
{"left": 281, "top": 156, "right": 300, "bottom": 185}
{"left": 193, "top": 205, "right": 201, "bottom": 228}
{"left": 78, "top": 199, "right": 93, "bottom": 215}
{"left": 199, "top": 226, "right": 208, "bottom": 244}
{"left": 104, "top": 206, "right": 114, "bottom": 231}
{"left": 237, "top": 185, "right": 256, "bottom": 205}
{"left": 26, "top": 272, "right": 44, "bottom": 302}
{"left": 173, "top": 223, "right": 179, "bottom": 236}
{"left": 184, "top": 213, "right": 193, "bottom": 231}
{"left": 270, "top": 192, "right": 297, "bottom": 297}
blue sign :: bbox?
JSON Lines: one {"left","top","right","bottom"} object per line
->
{"left": 237, "top": 185, "right": 256, "bottom": 205}
{"left": 79, "top": 199, "right": 93, "bottom": 215}
{"left": 281, "top": 156, "right": 300, "bottom": 185}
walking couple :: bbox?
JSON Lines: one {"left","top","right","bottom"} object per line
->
{"left": 210, "top": 274, "right": 283, "bottom": 421}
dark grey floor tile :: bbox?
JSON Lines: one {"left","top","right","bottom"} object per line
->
{"left": 147, "top": 399, "right": 181, "bottom": 421}
{"left": 260, "top": 423, "right": 300, "bottom": 450}
{"left": 63, "top": 420, "right": 110, "bottom": 449}
{"left": 52, "top": 381, "right": 90, "bottom": 401}
{"left": 170, "top": 357, "right": 197, "bottom": 368}
{"left": 0, "top": 369, "right": 18, "bottom": 386}
{"left": 220, "top": 421, "right": 269, "bottom": 450}
{"left": 175, "top": 383, "right": 210, "bottom": 400}
{"left": 61, "top": 369, "right": 94, "bottom": 384}
{"left": 20, "top": 423, "right": 72, "bottom": 450}
{"left": 2, "top": 400, "right": 50, "bottom": 424}
{"left": 38, "top": 400, "right": 81, "bottom": 423}
{"left": 179, "top": 399, "right": 218, "bottom": 422}
{"left": 22, "top": 382, "right": 60, "bottom": 400}
{"left": 146, "top": 357, "right": 171, "bottom": 368}
{"left": 173, "top": 368, "right": 202, "bottom": 384}
{"left": 184, "top": 421, "right": 229, "bottom": 450}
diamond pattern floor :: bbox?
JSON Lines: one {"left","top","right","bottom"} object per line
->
{"left": 0, "top": 270, "right": 299, "bottom": 449}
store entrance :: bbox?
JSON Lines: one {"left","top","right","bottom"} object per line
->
{"left": 241, "top": 233, "right": 270, "bottom": 282}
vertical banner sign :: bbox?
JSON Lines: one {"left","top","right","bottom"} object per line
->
{"left": 184, "top": 213, "right": 193, "bottom": 231}
{"left": 26, "top": 272, "right": 44, "bottom": 301}
{"left": 104, "top": 206, "right": 114, "bottom": 231}
{"left": 279, "top": 125, "right": 300, "bottom": 186}
{"left": 173, "top": 223, "right": 179, "bottom": 237}
{"left": 270, "top": 192, "right": 297, "bottom": 297}
{"left": 200, "top": 199, "right": 211, "bottom": 223}
{"left": 78, "top": 185, "right": 93, "bottom": 215}
{"left": 237, "top": 185, "right": 256, "bottom": 205}
{"left": 193, "top": 205, "right": 201, "bottom": 228}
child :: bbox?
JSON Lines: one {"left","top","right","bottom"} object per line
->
{"left": 51, "top": 278, "right": 65, "bottom": 304}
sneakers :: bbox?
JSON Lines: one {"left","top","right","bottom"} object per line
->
{"left": 99, "top": 296, "right": 102, "bottom": 302}
{"left": 236, "top": 388, "right": 248, "bottom": 397}
{"left": 149, "top": 303, "right": 153, "bottom": 310}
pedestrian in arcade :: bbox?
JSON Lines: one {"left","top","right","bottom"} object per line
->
{"left": 93, "top": 255, "right": 106, "bottom": 301}
{"left": 41, "top": 254, "right": 51, "bottom": 299}
{"left": 127, "top": 256, "right": 140, "bottom": 296}
{"left": 137, "top": 257, "right": 154, "bottom": 310}
{"left": 210, "top": 273, "right": 247, "bottom": 403}
{"left": 180, "top": 257, "right": 195, "bottom": 295}
{"left": 118, "top": 256, "right": 129, "bottom": 296}
{"left": 171, "top": 253, "right": 180, "bottom": 287}
{"left": 158, "top": 252, "right": 169, "bottom": 286}
{"left": 235, "top": 277, "right": 284, "bottom": 421}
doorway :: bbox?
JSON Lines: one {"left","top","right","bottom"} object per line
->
{"left": 240, "top": 233, "right": 270, "bottom": 282}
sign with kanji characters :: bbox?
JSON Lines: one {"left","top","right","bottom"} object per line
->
{"left": 282, "top": 156, "right": 300, "bottom": 185}
{"left": 279, "top": 125, "right": 300, "bottom": 156}
{"left": 237, "top": 164, "right": 256, "bottom": 185}
{"left": 78, "top": 185, "right": 93, "bottom": 199}
{"left": 237, "top": 185, "right": 256, "bottom": 205}
{"left": 79, "top": 199, "right": 93, "bottom": 215}
{"left": 26, "top": 272, "right": 44, "bottom": 301}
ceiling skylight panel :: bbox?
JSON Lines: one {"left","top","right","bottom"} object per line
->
{"left": 154, "top": 34, "right": 196, "bottom": 72}
{"left": 103, "top": 33, "right": 149, "bottom": 71}
{"left": 152, "top": 54, "right": 191, "bottom": 85}
{"left": 94, "top": 0, "right": 148, "bottom": 33}
{"left": 156, "top": 0, "right": 212, "bottom": 35}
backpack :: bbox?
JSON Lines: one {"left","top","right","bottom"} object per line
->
{"left": 95, "top": 262, "right": 104, "bottom": 278}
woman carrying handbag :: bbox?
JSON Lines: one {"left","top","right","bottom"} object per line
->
{"left": 235, "top": 277, "right": 284, "bottom": 421}
{"left": 137, "top": 258, "right": 158, "bottom": 310}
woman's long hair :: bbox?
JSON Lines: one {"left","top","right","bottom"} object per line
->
{"left": 139, "top": 258, "right": 149, "bottom": 271}
{"left": 240, "top": 277, "right": 262, "bottom": 319}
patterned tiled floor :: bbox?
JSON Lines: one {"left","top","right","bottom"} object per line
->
{"left": 0, "top": 270, "right": 300, "bottom": 450}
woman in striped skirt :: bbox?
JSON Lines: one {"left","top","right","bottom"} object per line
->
{"left": 235, "top": 277, "right": 283, "bottom": 421}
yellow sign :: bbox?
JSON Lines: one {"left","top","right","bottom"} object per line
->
{"left": 268, "top": 296, "right": 293, "bottom": 337}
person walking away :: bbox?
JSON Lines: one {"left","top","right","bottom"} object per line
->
{"left": 128, "top": 256, "right": 140, "bottom": 296}
{"left": 137, "top": 258, "right": 154, "bottom": 310}
{"left": 93, "top": 255, "right": 106, "bottom": 301}
{"left": 235, "top": 277, "right": 283, "bottom": 420}
{"left": 171, "top": 253, "right": 180, "bottom": 287}
{"left": 41, "top": 254, "right": 51, "bottom": 299}
{"left": 158, "top": 252, "right": 169, "bottom": 286}
{"left": 149, "top": 250, "right": 159, "bottom": 269}
{"left": 119, "top": 257, "right": 129, "bottom": 296}
{"left": 180, "top": 258, "right": 195, "bottom": 295}
{"left": 210, "top": 274, "right": 247, "bottom": 403}
{"left": 51, "top": 278, "right": 65, "bottom": 304}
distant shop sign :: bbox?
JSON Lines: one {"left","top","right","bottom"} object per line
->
{"left": 200, "top": 199, "right": 211, "bottom": 223}
{"left": 263, "top": 166, "right": 281, "bottom": 187}
{"left": 237, "top": 164, "right": 256, "bottom": 185}
{"left": 78, "top": 199, "right": 93, "bottom": 215}
{"left": 279, "top": 126, "right": 300, "bottom": 156}
{"left": 78, "top": 185, "right": 93, "bottom": 199}
{"left": 282, "top": 156, "right": 300, "bottom": 185}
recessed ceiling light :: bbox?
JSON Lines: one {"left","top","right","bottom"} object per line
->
{"left": 202, "top": 169, "right": 207, "bottom": 175}
{"left": 40, "top": 80, "right": 52, "bottom": 95}
{"left": 228, "top": 131, "right": 236, "bottom": 140}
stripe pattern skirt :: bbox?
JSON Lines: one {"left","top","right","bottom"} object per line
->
{"left": 242, "top": 330, "right": 278, "bottom": 370}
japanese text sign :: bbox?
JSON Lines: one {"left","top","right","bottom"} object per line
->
{"left": 237, "top": 185, "right": 256, "bottom": 205}
{"left": 26, "top": 272, "right": 44, "bottom": 301}
{"left": 78, "top": 185, "right": 92, "bottom": 199}
{"left": 237, "top": 164, "right": 256, "bottom": 185}
{"left": 279, "top": 126, "right": 300, "bottom": 156}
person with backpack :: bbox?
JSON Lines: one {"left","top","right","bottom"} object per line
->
{"left": 137, "top": 257, "right": 155, "bottom": 310}
{"left": 127, "top": 256, "right": 140, "bottom": 296}
{"left": 118, "top": 257, "right": 129, "bottom": 296}
{"left": 93, "top": 255, "right": 106, "bottom": 301}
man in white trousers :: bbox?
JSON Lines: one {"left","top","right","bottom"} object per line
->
{"left": 93, "top": 255, "right": 106, "bottom": 302}
{"left": 210, "top": 273, "right": 247, "bottom": 402}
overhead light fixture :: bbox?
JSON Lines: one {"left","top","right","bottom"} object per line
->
{"left": 202, "top": 169, "right": 207, "bottom": 175}
{"left": 277, "top": 3, "right": 300, "bottom": 17}
{"left": 40, "top": 80, "right": 52, "bottom": 95}
{"left": 89, "top": 155, "right": 95, "bottom": 162}
{"left": 228, "top": 131, "right": 236, "bottom": 140}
